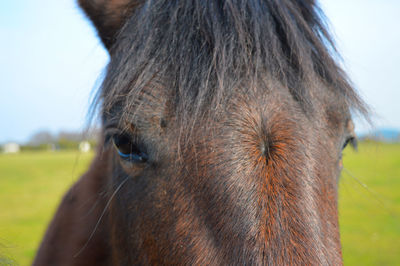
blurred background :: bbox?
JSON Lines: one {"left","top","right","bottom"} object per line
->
{"left": 0, "top": 0, "right": 399, "bottom": 265}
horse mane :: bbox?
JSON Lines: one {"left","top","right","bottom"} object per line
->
{"left": 98, "top": 0, "right": 367, "bottom": 127}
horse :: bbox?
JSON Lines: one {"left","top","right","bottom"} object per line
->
{"left": 33, "top": 0, "right": 367, "bottom": 265}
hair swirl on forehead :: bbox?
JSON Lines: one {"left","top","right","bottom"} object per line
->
{"left": 98, "top": 0, "right": 367, "bottom": 127}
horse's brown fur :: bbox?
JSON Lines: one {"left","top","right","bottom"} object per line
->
{"left": 34, "top": 0, "right": 367, "bottom": 265}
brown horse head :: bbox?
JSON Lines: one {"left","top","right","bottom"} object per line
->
{"left": 34, "top": 0, "right": 367, "bottom": 265}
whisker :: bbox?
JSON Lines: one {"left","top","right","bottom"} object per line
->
{"left": 342, "top": 167, "right": 399, "bottom": 219}
{"left": 73, "top": 176, "right": 130, "bottom": 258}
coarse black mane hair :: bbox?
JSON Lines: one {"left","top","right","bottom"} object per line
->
{"left": 98, "top": 0, "right": 367, "bottom": 128}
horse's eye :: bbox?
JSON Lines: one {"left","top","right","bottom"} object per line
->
{"left": 342, "top": 136, "right": 357, "bottom": 151}
{"left": 112, "top": 134, "right": 148, "bottom": 163}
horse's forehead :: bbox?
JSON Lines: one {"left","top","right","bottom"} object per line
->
{"left": 107, "top": 80, "right": 347, "bottom": 138}
{"left": 113, "top": 84, "right": 274, "bottom": 122}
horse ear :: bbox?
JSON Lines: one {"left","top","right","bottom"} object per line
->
{"left": 78, "top": 0, "right": 142, "bottom": 50}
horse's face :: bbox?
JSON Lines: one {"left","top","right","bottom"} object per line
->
{"left": 103, "top": 84, "right": 352, "bottom": 265}
{"left": 79, "top": 0, "right": 362, "bottom": 264}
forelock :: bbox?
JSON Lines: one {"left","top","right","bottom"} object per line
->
{"left": 98, "top": 0, "right": 368, "bottom": 127}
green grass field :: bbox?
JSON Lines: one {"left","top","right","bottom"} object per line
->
{"left": 339, "top": 142, "right": 400, "bottom": 265}
{"left": 0, "top": 142, "right": 399, "bottom": 265}
{"left": 0, "top": 151, "right": 93, "bottom": 265}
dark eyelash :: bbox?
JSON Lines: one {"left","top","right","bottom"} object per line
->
{"left": 104, "top": 128, "right": 120, "bottom": 147}
{"left": 342, "top": 136, "right": 357, "bottom": 151}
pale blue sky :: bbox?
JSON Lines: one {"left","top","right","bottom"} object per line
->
{"left": 1, "top": 0, "right": 399, "bottom": 143}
